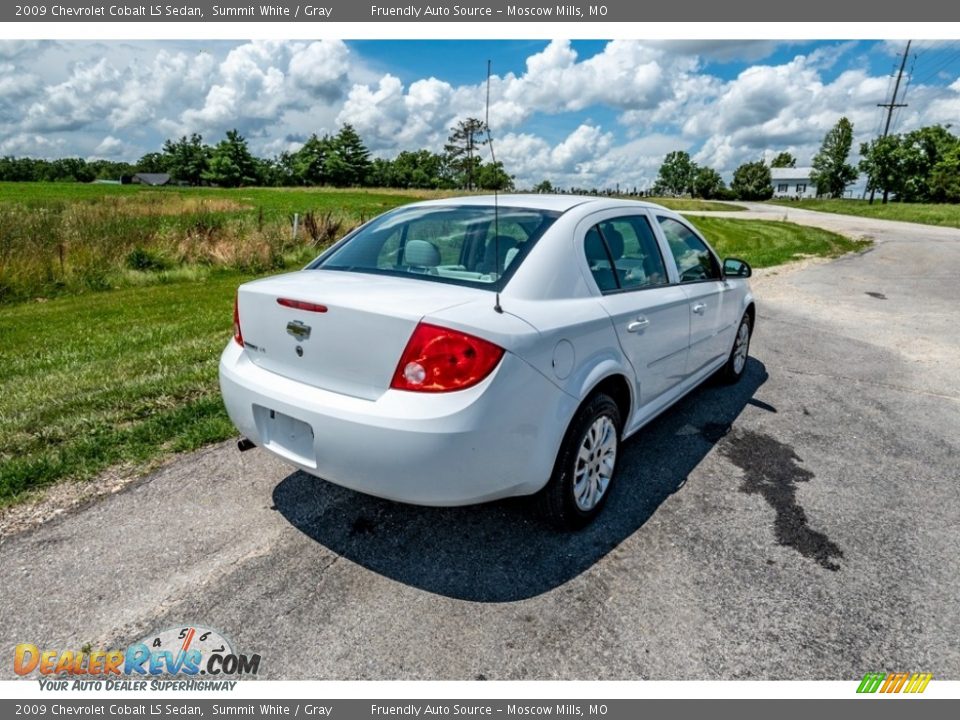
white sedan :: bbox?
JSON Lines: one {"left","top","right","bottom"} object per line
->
{"left": 219, "top": 195, "right": 755, "bottom": 529}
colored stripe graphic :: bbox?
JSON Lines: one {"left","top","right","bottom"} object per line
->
{"left": 857, "top": 672, "right": 932, "bottom": 694}
{"left": 905, "top": 673, "right": 933, "bottom": 693}
{"left": 857, "top": 673, "right": 885, "bottom": 693}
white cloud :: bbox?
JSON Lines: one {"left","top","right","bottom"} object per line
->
{"left": 178, "top": 40, "right": 351, "bottom": 138}
{"left": 0, "top": 132, "right": 66, "bottom": 156}
{"left": 498, "top": 127, "right": 686, "bottom": 189}
{"left": 0, "top": 39, "right": 957, "bottom": 189}
{"left": 25, "top": 58, "right": 123, "bottom": 132}
{"left": 0, "top": 41, "right": 46, "bottom": 60}
{"left": 91, "top": 135, "right": 135, "bottom": 159}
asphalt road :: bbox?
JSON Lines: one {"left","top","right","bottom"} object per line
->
{"left": 2, "top": 205, "right": 959, "bottom": 680}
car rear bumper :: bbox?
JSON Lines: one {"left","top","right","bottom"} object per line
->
{"left": 218, "top": 341, "right": 576, "bottom": 506}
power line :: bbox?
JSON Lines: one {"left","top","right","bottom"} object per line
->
{"left": 911, "top": 48, "right": 960, "bottom": 86}
{"left": 869, "top": 39, "right": 911, "bottom": 204}
{"left": 878, "top": 40, "right": 911, "bottom": 138}
{"left": 891, "top": 54, "right": 917, "bottom": 134}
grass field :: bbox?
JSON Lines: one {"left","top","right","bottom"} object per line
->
{"left": 692, "top": 216, "right": 871, "bottom": 268}
{"left": 767, "top": 198, "right": 960, "bottom": 228}
{"left": 0, "top": 272, "right": 249, "bottom": 506}
{"left": 642, "top": 197, "right": 744, "bottom": 212}
{"left": 0, "top": 184, "right": 859, "bottom": 508}
{"left": 0, "top": 183, "right": 441, "bottom": 304}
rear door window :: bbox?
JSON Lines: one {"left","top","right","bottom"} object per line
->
{"left": 583, "top": 215, "right": 669, "bottom": 293}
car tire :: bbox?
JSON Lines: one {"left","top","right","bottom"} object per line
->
{"left": 534, "top": 393, "right": 622, "bottom": 530}
{"left": 719, "top": 312, "right": 752, "bottom": 384}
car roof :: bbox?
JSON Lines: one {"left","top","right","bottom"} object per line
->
{"left": 408, "top": 194, "right": 671, "bottom": 214}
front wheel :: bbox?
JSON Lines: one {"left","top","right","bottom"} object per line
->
{"left": 719, "top": 313, "right": 752, "bottom": 384}
{"left": 534, "top": 393, "right": 621, "bottom": 530}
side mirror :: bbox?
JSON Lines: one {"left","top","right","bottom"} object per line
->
{"left": 723, "top": 257, "right": 752, "bottom": 278}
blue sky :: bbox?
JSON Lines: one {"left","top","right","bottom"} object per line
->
{"left": 0, "top": 39, "right": 958, "bottom": 189}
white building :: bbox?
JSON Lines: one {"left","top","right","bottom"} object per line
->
{"left": 771, "top": 167, "right": 816, "bottom": 199}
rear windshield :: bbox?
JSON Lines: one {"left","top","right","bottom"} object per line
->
{"left": 311, "top": 204, "right": 560, "bottom": 290}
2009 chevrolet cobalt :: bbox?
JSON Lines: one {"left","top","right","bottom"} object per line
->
{"left": 219, "top": 195, "right": 754, "bottom": 528}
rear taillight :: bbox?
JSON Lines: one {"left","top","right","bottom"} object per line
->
{"left": 390, "top": 323, "right": 504, "bottom": 393}
{"left": 233, "top": 292, "right": 243, "bottom": 346}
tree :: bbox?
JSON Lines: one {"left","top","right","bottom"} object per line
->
{"left": 859, "top": 135, "right": 903, "bottom": 204}
{"left": 136, "top": 152, "right": 167, "bottom": 174}
{"left": 366, "top": 157, "right": 395, "bottom": 188}
{"left": 771, "top": 152, "right": 796, "bottom": 168}
{"left": 731, "top": 160, "right": 773, "bottom": 201}
{"left": 87, "top": 159, "right": 135, "bottom": 180}
{"left": 389, "top": 150, "right": 451, "bottom": 189}
{"left": 203, "top": 129, "right": 258, "bottom": 187}
{"left": 162, "top": 134, "right": 210, "bottom": 185}
{"left": 929, "top": 144, "right": 960, "bottom": 203}
{"left": 293, "top": 133, "right": 333, "bottom": 186}
{"left": 444, "top": 118, "right": 488, "bottom": 191}
{"left": 810, "top": 117, "right": 858, "bottom": 198}
{"left": 476, "top": 161, "right": 513, "bottom": 191}
{"left": 898, "top": 125, "right": 959, "bottom": 202}
{"left": 256, "top": 153, "right": 298, "bottom": 187}
{"left": 691, "top": 166, "right": 724, "bottom": 199}
{"left": 326, "top": 124, "right": 371, "bottom": 187}
{"left": 656, "top": 151, "right": 695, "bottom": 196}
{"left": 533, "top": 179, "right": 554, "bottom": 194}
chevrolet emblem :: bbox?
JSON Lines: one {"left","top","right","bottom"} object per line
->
{"left": 286, "top": 320, "right": 311, "bottom": 341}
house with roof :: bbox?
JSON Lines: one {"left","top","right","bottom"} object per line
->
{"left": 771, "top": 167, "right": 816, "bottom": 199}
{"left": 128, "top": 173, "right": 171, "bottom": 186}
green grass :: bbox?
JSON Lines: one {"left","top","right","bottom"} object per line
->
{"left": 0, "top": 271, "right": 251, "bottom": 507}
{"left": 767, "top": 198, "right": 960, "bottom": 228}
{"left": 0, "top": 188, "right": 865, "bottom": 508}
{"left": 691, "top": 216, "right": 871, "bottom": 268}
{"left": 0, "top": 183, "right": 438, "bottom": 303}
{"left": 0, "top": 182, "right": 439, "bottom": 217}
{"left": 641, "top": 197, "right": 745, "bottom": 212}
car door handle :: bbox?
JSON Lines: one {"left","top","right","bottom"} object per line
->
{"left": 626, "top": 317, "right": 650, "bottom": 332}
{"left": 692, "top": 303, "right": 707, "bottom": 315}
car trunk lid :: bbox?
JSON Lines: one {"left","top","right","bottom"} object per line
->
{"left": 236, "top": 270, "right": 483, "bottom": 400}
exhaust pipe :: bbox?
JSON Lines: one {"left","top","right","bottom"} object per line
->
{"left": 237, "top": 437, "right": 256, "bottom": 452}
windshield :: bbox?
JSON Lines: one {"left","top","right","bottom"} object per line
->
{"left": 310, "top": 204, "right": 560, "bottom": 290}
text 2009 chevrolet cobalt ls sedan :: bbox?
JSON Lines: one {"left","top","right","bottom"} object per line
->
{"left": 220, "top": 195, "right": 754, "bottom": 528}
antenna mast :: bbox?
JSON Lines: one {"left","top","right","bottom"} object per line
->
{"left": 486, "top": 59, "right": 503, "bottom": 314}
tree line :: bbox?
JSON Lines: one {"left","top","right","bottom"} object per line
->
{"left": 4, "top": 115, "right": 956, "bottom": 202}
{"left": 0, "top": 119, "right": 513, "bottom": 191}
{"left": 654, "top": 118, "right": 959, "bottom": 203}
{"left": 859, "top": 124, "right": 960, "bottom": 204}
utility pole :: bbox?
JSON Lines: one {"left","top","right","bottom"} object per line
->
{"left": 870, "top": 39, "right": 911, "bottom": 204}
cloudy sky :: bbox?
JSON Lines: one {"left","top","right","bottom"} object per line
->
{"left": 1, "top": 38, "right": 958, "bottom": 189}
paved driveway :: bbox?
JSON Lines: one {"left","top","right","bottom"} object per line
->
{"left": 2, "top": 206, "right": 958, "bottom": 680}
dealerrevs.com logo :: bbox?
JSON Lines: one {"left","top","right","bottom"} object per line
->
{"left": 15, "top": 625, "right": 260, "bottom": 691}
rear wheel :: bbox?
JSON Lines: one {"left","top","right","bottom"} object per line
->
{"left": 719, "top": 313, "right": 752, "bottom": 384}
{"left": 534, "top": 393, "right": 621, "bottom": 530}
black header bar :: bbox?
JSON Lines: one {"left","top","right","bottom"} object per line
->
{"left": 3, "top": 0, "right": 957, "bottom": 23}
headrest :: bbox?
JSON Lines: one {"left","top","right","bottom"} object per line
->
{"left": 584, "top": 227, "right": 608, "bottom": 264}
{"left": 404, "top": 239, "right": 441, "bottom": 267}
{"left": 602, "top": 227, "right": 624, "bottom": 260}
{"left": 484, "top": 235, "right": 519, "bottom": 272}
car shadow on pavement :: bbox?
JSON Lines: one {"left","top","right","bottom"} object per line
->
{"left": 272, "top": 358, "right": 768, "bottom": 602}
